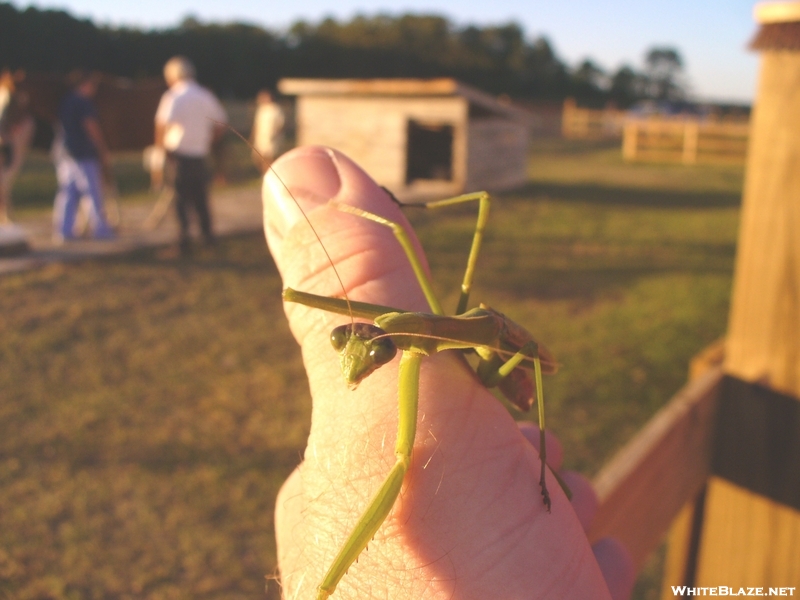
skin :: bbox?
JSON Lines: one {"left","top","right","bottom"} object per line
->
{"left": 263, "top": 146, "right": 635, "bottom": 600}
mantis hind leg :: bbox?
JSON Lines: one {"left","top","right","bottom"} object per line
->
{"left": 317, "top": 351, "right": 422, "bottom": 599}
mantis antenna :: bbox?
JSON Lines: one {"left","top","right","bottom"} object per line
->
{"left": 216, "top": 120, "right": 356, "bottom": 325}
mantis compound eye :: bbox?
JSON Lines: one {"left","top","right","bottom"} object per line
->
{"left": 368, "top": 336, "right": 397, "bottom": 366}
{"left": 330, "top": 323, "right": 397, "bottom": 369}
{"left": 330, "top": 325, "right": 350, "bottom": 351}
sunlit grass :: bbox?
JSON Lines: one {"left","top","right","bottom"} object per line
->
{"left": 0, "top": 138, "right": 742, "bottom": 599}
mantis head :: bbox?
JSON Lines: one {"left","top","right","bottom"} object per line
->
{"left": 330, "top": 323, "right": 397, "bottom": 388}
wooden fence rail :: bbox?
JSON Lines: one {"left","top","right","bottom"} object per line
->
{"left": 561, "top": 98, "right": 627, "bottom": 139}
{"left": 622, "top": 119, "right": 750, "bottom": 165}
{"left": 588, "top": 365, "right": 723, "bottom": 570}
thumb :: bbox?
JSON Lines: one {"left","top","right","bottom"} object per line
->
{"left": 261, "top": 144, "right": 437, "bottom": 457}
{"left": 262, "top": 145, "right": 430, "bottom": 331}
{"left": 263, "top": 147, "right": 613, "bottom": 600}
{"left": 263, "top": 146, "right": 450, "bottom": 596}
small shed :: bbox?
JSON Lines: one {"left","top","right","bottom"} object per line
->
{"left": 277, "top": 78, "right": 532, "bottom": 200}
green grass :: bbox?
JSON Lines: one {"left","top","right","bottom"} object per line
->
{"left": 0, "top": 139, "right": 743, "bottom": 599}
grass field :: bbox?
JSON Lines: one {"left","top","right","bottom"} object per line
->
{"left": 0, "top": 139, "right": 743, "bottom": 599}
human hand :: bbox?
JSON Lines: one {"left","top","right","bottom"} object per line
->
{"left": 263, "top": 146, "right": 635, "bottom": 599}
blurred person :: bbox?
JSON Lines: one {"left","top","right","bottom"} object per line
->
{"left": 0, "top": 69, "right": 35, "bottom": 224}
{"left": 155, "top": 56, "right": 227, "bottom": 255}
{"left": 251, "top": 89, "right": 284, "bottom": 174}
{"left": 0, "top": 69, "right": 14, "bottom": 225}
{"left": 52, "top": 70, "right": 115, "bottom": 241}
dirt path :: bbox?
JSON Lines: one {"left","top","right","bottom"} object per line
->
{"left": 0, "top": 185, "right": 264, "bottom": 275}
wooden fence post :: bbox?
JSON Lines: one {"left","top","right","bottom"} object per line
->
{"left": 681, "top": 122, "right": 699, "bottom": 164}
{"left": 661, "top": 3, "right": 800, "bottom": 597}
{"left": 622, "top": 121, "right": 638, "bottom": 161}
{"left": 562, "top": 97, "right": 576, "bottom": 138}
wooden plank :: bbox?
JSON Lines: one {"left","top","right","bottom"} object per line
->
{"left": 622, "top": 121, "right": 638, "bottom": 160}
{"left": 296, "top": 95, "right": 467, "bottom": 193}
{"left": 588, "top": 366, "right": 722, "bottom": 570}
{"left": 697, "top": 478, "right": 800, "bottom": 587}
{"left": 660, "top": 340, "right": 724, "bottom": 599}
{"left": 465, "top": 118, "right": 528, "bottom": 191}
{"left": 725, "top": 52, "right": 800, "bottom": 396}
{"left": 279, "top": 78, "right": 460, "bottom": 97}
{"left": 700, "top": 122, "right": 751, "bottom": 136}
{"left": 622, "top": 118, "right": 749, "bottom": 165}
{"left": 682, "top": 122, "right": 699, "bottom": 164}
{"left": 659, "top": 500, "right": 702, "bottom": 600}
{"left": 666, "top": 47, "right": 800, "bottom": 597}
{"left": 561, "top": 98, "right": 625, "bottom": 140}
{"left": 279, "top": 78, "right": 533, "bottom": 126}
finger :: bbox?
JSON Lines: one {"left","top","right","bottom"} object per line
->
{"left": 516, "top": 424, "right": 598, "bottom": 531}
{"left": 273, "top": 467, "right": 306, "bottom": 595}
{"left": 559, "top": 470, "right": 598, "bottom": 532}
{"left": 592, "top": 537, "right": 636, "bottom": 600}
{"left": 263, "top": 145, "right": 430, "bottom": 329}
{"left": 518, "top": 422, "right": 564, "bottom": 470}
{"left": 262, "top": 144, "right": 453, "bottom": 455}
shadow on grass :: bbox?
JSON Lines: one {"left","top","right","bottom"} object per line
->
{"left": 517, "top": 181, "right": 742, "bottom": 208}
{"left": 499, "top": 263, "right": 734, "bottom": 301}
{"left": 430, "top": 237, "right": 737, "bottom": 302}
{"left": 38, "top": 437, "right": 304, "bottom": 475}
{"left": 93, "top": 232, "right": 279, "bottom": 275}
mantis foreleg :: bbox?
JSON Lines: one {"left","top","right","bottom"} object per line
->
{"left": 419, "top": 192, "right": 491, "bottom": 315}
{"left": 317, "top": 351, "right": 422, "bottom": 600}
{"left": 335, "top": 191, "right": 491, "bottom": 316}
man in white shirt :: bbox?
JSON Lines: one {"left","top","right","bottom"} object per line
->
{"left": 155, "top": 56, "right": 227, "bottom": 254}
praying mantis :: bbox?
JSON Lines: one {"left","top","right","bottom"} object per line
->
{"left": 267, "top": 150, "right": 568, "bottom": 600}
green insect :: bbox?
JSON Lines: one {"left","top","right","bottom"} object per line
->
{"left": 279, "top": 189, "right": 565, "bottom": 600}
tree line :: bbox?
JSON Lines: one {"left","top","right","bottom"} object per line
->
{"left": 0, "top": 3, "right": 685, "bottom": 107}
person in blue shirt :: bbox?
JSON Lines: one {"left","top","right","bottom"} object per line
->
{"left": 52, "top": 71, "right": 114, "bottom": 241}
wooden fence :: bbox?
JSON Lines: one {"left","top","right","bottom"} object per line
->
{"left": 561, "top": 98, "right": 627, "bottom": 139}
{"left": 561, "top": 99, "right": 750, "bottom": 165}
{"left": 622, "top": 119, "right": 750, "bottom": 165}
{"left": 588, "top": 354, "right": 722, "bottom": 574}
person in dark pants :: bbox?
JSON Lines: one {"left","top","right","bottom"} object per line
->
{"left": 154, "top": 56, "right": 227, "bottom": 255}
{"left": 52, "top": 71, "right": 115, "bottom": 241}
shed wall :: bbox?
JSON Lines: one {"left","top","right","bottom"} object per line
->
{"left": 296, "top": 95, "right": 468, "bottom": 192}
{"left": 466, "top": 118, "right": 528, "bottom": 191}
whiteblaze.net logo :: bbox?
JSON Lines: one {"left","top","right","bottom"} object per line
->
{"left": 671, "top": 587, "right": 796, "bottom": 597}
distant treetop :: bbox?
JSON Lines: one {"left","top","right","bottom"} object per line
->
{"left": 0, "top": 2, "right": 682, "bottom": 106}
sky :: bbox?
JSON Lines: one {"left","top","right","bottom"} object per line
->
{"left": 11, "top": 0, "right": 762, "bottom": 103}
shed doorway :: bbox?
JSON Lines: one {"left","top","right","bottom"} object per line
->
{"left": 405, "top": 120, "right": 454, "bottom": 184}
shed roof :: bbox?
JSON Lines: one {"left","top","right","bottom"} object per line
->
{"left": 278, "top": 77, "right": 533, "bottom": 124}
{"left": 751, "top": 2, "right": 800, "bottom": 50}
